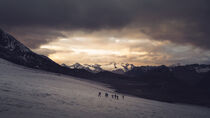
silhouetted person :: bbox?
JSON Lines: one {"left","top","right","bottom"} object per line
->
{"left": 98, "top": 92, "right": 101, "bottom": 97}
{"left": 105, "top": 93, "right": 109, "bottom": 98}
{"left": 122, "top": 95, "right": 124, "bottom": 99}
{"left": 116, "top": 95, "right": 119, "bottom": 100}
{"left": 114, "top": 94, "right": 117, "bottom": 99}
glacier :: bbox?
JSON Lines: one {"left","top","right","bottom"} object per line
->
{"left": 0, "top": 58, "right": 210, "bottom": 118}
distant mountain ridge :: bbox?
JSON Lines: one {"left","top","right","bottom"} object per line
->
{"left": 63, "top": 61, "right": 210, "bottom": 76}
{"left": 62, "top": 62, "right": 135, "bottom": 74}
{"left": 62, "top": 63, "right": 103, "bottom": 73}
{"left": 126, "top": 64, "right": 210, "bottom": 75}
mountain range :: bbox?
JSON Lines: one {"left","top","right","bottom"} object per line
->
{"left": 62, "top": 62, "right": 135, "bottom": 74}
{"left": 64, "top": 62, "right": 210, "bottom": 75}
{"left": 1, "top": 28, "right": 210, "bottom": 107}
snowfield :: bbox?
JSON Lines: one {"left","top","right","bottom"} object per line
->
{"left": 0, "top": 58, "right": 210, "bottom": 118}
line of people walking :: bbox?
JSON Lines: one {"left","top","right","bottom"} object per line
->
{"left": 98, "top": 92, "right": 124, "bottom": 100}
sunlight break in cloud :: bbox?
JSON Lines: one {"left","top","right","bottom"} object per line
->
{"left": 36, "top": 30, "right": 210, "bottom": 66}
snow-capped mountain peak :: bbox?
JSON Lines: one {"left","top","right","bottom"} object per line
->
{"left": 62, "top": 62, "right": 136, "bottom": 74}
{"left": 62, "top": 63, "right": 103, "bottom": 73}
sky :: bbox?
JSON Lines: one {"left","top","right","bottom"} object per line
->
{"left": 0, "top": 0, "right": 210, "bottom": 66}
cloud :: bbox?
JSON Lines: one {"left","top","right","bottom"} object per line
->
{"left": 0, "top": 0, "right": 210, "bottom": 49}
{"left": 5, "top": 27, "right": 66, "bottom": 49}
{"left": 41, "top": 34, "right": 210, "bottom": 65}
{"left": 32, "top": 48, "right": 57, "bottom": 56}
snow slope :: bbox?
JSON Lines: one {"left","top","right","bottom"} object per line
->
{"left": 0, "top": 58, "right": 210, "bottom": 118}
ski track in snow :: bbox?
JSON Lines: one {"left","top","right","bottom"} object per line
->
{"left": 0, "top": 58, "right": 210, "bottom": 118}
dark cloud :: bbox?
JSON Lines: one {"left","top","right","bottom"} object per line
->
{"left": 5, "top": 27, "right": 66, "bottom": 49}
{"left": 0, "top": 0, "right": 210, "bottom": 49}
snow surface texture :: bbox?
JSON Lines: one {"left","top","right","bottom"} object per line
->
{"left": 0, "top": 58, "right": 210, "bottom": 118}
